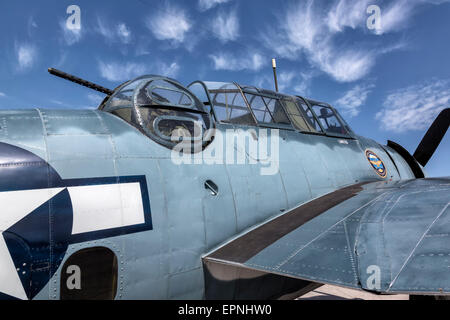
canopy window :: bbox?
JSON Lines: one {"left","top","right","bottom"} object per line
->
{"left": 244, "top": 93, "right": 291, "bottom": 127}
{"left": 310, "top": 103, "right": 350, "bottom": 137}
{"left": 204, "top": 82, "right": 256, "bottom": 125}
{"left": 103, "top": 75, "right": 212, "bottom": 149}
{"left": 295, "top": 98, "right": 322, "bottom": 132}
{"left": 280, "top": 98, "right": 315, "bottom": 132}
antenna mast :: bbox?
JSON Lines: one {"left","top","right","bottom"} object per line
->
{"left": 272, "top": 59, "right": 279, "bottom": 92}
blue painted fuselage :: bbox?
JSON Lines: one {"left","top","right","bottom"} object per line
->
{"left": 0, "top": 108, "right": 416, "bottom": 299}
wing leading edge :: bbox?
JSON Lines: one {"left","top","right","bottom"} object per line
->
{"left": 204, "top": 178, "right": 450, "bottom": 297}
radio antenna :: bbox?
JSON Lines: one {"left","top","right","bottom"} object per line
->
{"left": 272, "top": 59, "right": 279, "bottom": 92}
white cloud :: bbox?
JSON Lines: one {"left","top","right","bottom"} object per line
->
{"left": 253, "top": 75, "right": 274, "bottom": 91}
{"left": 261, "top": 1, "right": 376, "bottom": 83}
{"left": 209, "top": 52, "right": 264, "bottom": 71}
{"left": 375, "top": 0, "right": 416, "bottom": 35}
{"left": 421, "top": 0, "right": 450, "bottom": 4}
{"left": 374, "top": 0, "right": 450, "bottom": 35}
{"left": 28, "top": 17, "right": 38, "bottom": 29}
{"left": 87, "top": 93, "right": 104, "bottom": 107}
{"left": 327, "top": 0, "right": 372, "bottom": 33}
{"left": 277, "top": 71, "right": 315, "bottom": 95}
{"left": 135, "top": 41, "right": 151, "bottom": 57}
{"left": 96, "top": 17, "right": 132, "bottom": 44}
{"left": 27, "top": 16, "right": 38, "bottom": 37}
{"left": 278, "top": 72, "right": 296, "bottom": 92}
{"left": 293, "top": 72, "right": 316, "bottom": 96}
{"left": 211, "top": 9, "right": 239, "bottom": 42}
{"left": 54, "top": 51, "right": 68, "bottom": 69}
{"left": 253, "top": 69, "right": 315, "bottom": 95}
{"left": 376, "top": 79, "right": 450, "bottom": 132}
{"left": 0, "top": 92, "right": 5, "bottom": 97}
{"left": 99, "top": 61, "right": 148, "bottom": 82}
{"left": 60, "top": 20, "right": 82, "bottom": 46}
{"left": 147, "top": 4, "right": 191, "bottom": 43}
{"left": 283, "top": 1, "right": 324, "bottom": 52}
{"left": 16, "top": 43, "right": 37, "bottom": 71}
{"left": 95, "top": 17, "right": 114, "bottom": 41}
{"left": 335, "top": 83, "right": 375, "bottom": 117}
{"left": 158, "top": 62, "right": 180, "bottom": 78}
{"left": 198, "top": 0, "right": 232, "bottom": 11}
{"left": 260, "top": 0, "right": 449, "bottom": 83}
{"left": 327, "top": 0, "right": 448, "bottom": 35}
{"left": 117, "top": 23, "right": 132, "bottom": 44}
{"left": 98, "top": 60, "right": 180, "bottom": 82}
{"left": 313, "top": 48, "right": 376, "bottom": 82}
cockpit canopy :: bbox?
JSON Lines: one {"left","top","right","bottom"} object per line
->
{"left": 101, "top": 76, "right": 213, "bottom": 148}
{"left": 188, "top": 81, "right": 354, "bottom": 138}
{"left": 100, "top": 76, "right": 354, "bottom": 149}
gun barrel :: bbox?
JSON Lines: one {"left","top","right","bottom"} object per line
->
{"left": 48, "top": 68, "right": 114, "bottom": 96}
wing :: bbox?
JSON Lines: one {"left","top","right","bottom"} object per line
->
{"left": 203, "top": 178, "right": 450, "bottom": 298}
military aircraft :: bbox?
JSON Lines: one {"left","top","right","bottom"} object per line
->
{"left": 0, "top": 67, "right": 448, "bottom": 300}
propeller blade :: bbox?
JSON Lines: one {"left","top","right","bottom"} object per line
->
{"left": 413, "top": 108, "right": 450, "bottom": 167}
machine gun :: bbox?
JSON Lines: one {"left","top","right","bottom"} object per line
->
{"left": 48, "top": 68, "right": 114, "bottom": 96}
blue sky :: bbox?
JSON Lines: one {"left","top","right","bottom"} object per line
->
{"left": 0, "top": 0, "right": 449, "bottom": 176}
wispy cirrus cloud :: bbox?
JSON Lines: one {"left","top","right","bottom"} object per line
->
{"left": 376, "top": 79, "right": 450, "bottom": 132}
{"left": 15, "top": 43, "right": 37, "bottom": 71}
{"left": 292, "top": 72, "right": 316, "bottom": 96}
{"left": 328, "top": 0, "right": 448, "bottom": 35}
{"left": 146, "top": 4, "right": 191, "bottom": 44}
{"left": 313, "top": 49, "right": 375, "bottom": 83}
{"left": 327, "top": 0, "right": 414, "bottom": 35}
{"left": 277, "top": 72, "right": 297, "bottom": 92}
{"left": 327, "top": 0, "right": 372, "bottom": 33}
{"left": 95, "top": 17, "right": 132, "bottom": 44}
{"left": 335, "top": 83, "right": 375, "bottom": 117}
{"left": 117, "top": 23, "right": 132, "bottom": 44}
{"left": 59, "top": 20, "right": 82, "bottom": 46}
{"left": 198, "top": 0, "right": 232, "bottom": 11}
{"left": 374, "top": 0, "right": 450, "bottom": 35}
{"left": 98, "top": 60, "right": 180, "bottom": 82}
{"left": 159, "top": 62, "right": 180, "bottom": 78}
{"left": 87, "top": 93, "right": 104, "bottom": 107}
{"left": 27, "top": 16, "right": 38, "bottom": 37}
{"left": 266, "top": 71, "right": 315, "bottom": 95}
{"left": 260, "top": 0, "right": 448, "bottom": 83}
{"left": 98, "top": 61, "right": 148, "bottom": 82}
{"left": 261, "top": 1, "right": 376, "bottom": 82}
{"left": 209, "top": 52, "right": 264, "bottom": 71}
{"left": 423, "top": 0, "right": 450, "bottom": 4}
{"left": 211, "top": 9, "right": 239, "bottom": 42}
{"left": 0, "top": 92, "right": 6, "bottom": 98}
{"left": 96, "top": 17, "right": 114, "bottom": 41}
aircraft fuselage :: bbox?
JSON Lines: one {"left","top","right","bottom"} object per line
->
{"left": 0, "top": 108, "right": 417, "bottom": 300}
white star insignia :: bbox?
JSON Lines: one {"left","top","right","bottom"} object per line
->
{"left": 0, "top": 188, "right": 65, "bottom": 300}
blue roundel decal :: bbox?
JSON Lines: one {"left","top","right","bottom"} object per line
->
{"left": 366, "top": 150, "right": 387, "bottom": 178}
